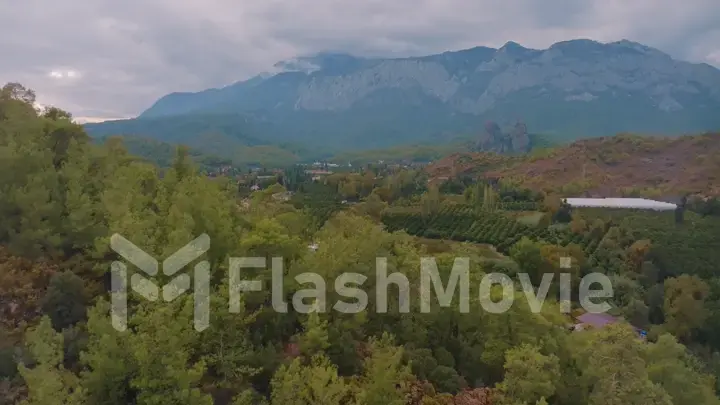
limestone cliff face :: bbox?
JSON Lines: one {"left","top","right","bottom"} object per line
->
{"left": 265, "top": 39, "right": 720, "bottom": 117}
{"left": 86, "top": 39, "right": 720, "bottom": 151}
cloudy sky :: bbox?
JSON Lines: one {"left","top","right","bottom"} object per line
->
{"left": 1, "top": 0, "right": 719, "bottom": 122}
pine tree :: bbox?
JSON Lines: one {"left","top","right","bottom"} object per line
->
{"left": 18, "top": 317, "right": 86, "bottom": 405}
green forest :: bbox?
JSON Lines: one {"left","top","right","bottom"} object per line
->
{"left": 2, "top": 82, "right": 720, "bottom": 405}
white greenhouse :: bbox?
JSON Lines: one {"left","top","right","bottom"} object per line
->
{"left": 565, "top": 198, "right": 677, "bottom": 211}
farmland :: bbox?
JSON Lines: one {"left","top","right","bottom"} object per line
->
{"left": 572, "top": 207, "right": 720, "bottom": 279}
{"left": 382, "top": 205, "right": 602, "bottom": 256}
{"left": 289, "top": 182, "right": 346, "bottom": 231}
{"left": 380, "top": 202, "right": 720, "bottom": 282}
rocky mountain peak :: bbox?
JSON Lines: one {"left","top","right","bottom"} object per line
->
{"left": 120, "top": 38, "right": 720, "bottom": 151}
{"left": 499, "top": 41, "right": 527, "bottom": 52}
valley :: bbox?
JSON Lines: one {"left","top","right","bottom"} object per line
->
{"left": 2, "top": 36, "right": 720, "bottom": 405}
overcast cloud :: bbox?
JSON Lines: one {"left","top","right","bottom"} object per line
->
{"left": 1, "top": 0, "right": 719, "bottom": 121}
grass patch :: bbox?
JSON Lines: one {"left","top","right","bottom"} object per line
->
{"left": 514, "top": 211, "right": 545, "bottom": 226}
{"left": 413, "top": 237, "right": 508, "bottom": 260}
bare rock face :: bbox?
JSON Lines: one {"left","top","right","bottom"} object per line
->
{"left": 475, "top": 121, "right": 502, "bottom": 151}
{"left": 88, "top": 39, "right": 720, "bottom": 152}
{"left": 474, "top": 121, "right": 531, "bottom": 154}
{"left": 510, "top": 121, "right": 530, "bottom": 152}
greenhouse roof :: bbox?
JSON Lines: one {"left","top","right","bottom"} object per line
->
{"left": 565, "top": 198, "right": 677, "bottom": 211}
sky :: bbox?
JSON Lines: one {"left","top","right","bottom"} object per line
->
{"left": 1, "top": 0, "right": 719, "bottom": 123}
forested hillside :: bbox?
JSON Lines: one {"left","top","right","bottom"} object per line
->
{"left": 329, "top": 133, "right": 556, "bottom": 165}
{"left": 95, "top": 135, "right": 232, "bottom": 170}
{"left": 2, "top": 82, "right": 720, "bottom": 405}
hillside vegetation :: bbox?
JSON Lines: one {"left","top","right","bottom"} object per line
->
{"left": 4, "top": 82, "right": 720, "bottom": 405}
{"left": 427, "top": 133, "right": 720, "bottom": 197}
{"left": 330, "top": 132, "right": 556, "bottom": 165}
{"left": 90, "top": 127, "right": 307, "bottom": 168}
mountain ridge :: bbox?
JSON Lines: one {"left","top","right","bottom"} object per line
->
{"left": 139, "top": 38, "right": 720, "bottom": 118}
{"left": 85, "top": 38, "right": 720, "bottom": 154}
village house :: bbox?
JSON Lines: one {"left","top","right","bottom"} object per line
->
{"left": 305, "top": 169, "right": 334, "bottom": 176}
{"left": 573, "top": 312, "right": 647, "bottom": 338}
{"left": 306, "top": 169, "right": 334, "bottom": 182}
{"left": 573, "top": 312, "right": 618, "bottom": 331}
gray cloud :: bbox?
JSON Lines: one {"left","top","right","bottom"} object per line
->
{"left": 1, "top": 0, "right": 718, "bottom": 120}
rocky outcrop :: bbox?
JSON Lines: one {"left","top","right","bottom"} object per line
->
{"left": 474, "top": 121, "right": 531, "bottom": 154}
{"left": 510, "top": 122, "right": 530, "bottom": 152}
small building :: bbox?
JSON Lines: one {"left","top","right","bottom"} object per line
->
{"left": 573, "top": 312, "right": 617, "bottom": 331}
{"left": 305, "top": 170, "right": 333, "bottom": 176}
{"left": 573, "top": 312, "right": 647, "bottom": 338}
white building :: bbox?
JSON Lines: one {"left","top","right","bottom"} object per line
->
{"left": 565, "top": 198, "right": 677, "bottom": 211}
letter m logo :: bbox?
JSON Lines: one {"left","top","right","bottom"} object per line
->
{"left": 109, "top": 233, "right": 211, "bottom": 332}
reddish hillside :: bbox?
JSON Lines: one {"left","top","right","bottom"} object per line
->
{"left": 427, "top": 133, "right": 720, "bottom": 197}
{"left": 426, "top": 152, "right": 517, "bottom": 179}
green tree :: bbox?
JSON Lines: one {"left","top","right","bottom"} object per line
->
{"left": 356, "top": 192, "right": 387, "bottom": 221}
{"left": 297, "top": 311, "right": 330, "bottom": 358}
{"left": 80, "top": 301, "right": 135, "bottom": 405}
{"left": 496, "top": 344, "right": 560, "bottom": 405}
{"left": 18, "top": 317, "right": 86, "bottom": 405}
{"left": 240, "top": 217, "right": 303, "bottom": 264}
{"left": 172, "top": 145, "right": 194, "bottom": 181}
{"left": 578, "top": 324, "right": 672, "bottom": 405}
{"left": 483, "top": 184, "right": 497, "bottom": 212}
{"left": 664, "top": 274, "right": 709, "bottom": 341}
{"left": 40, "top": 271, "right": 88, "bottom": 331}
{"left": 509, "top": 237, "right": 544, "bottom": 284}
{"left": 645, "top": 334, "right": 720, "bottom": 405}
{"left": 270, "top": 354, "right": 352, "bottom": 405}
{"left": 128, "top": 300, "right": 212, "bottom": 405}
{"left": 420, "top": 186, "right": 441, "bottom": 219}
{"left": 355, "top": 333, "right": 411, "bottom": 405}
{"left": 1, "top": 82, "right": 36, "bottom": 104}
{"left": 198, "top": 281, "right": 262, "bottom": 390}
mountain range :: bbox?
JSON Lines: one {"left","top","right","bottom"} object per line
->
{"left": 84, "top": 38, "right": 720, "bottom": 160}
